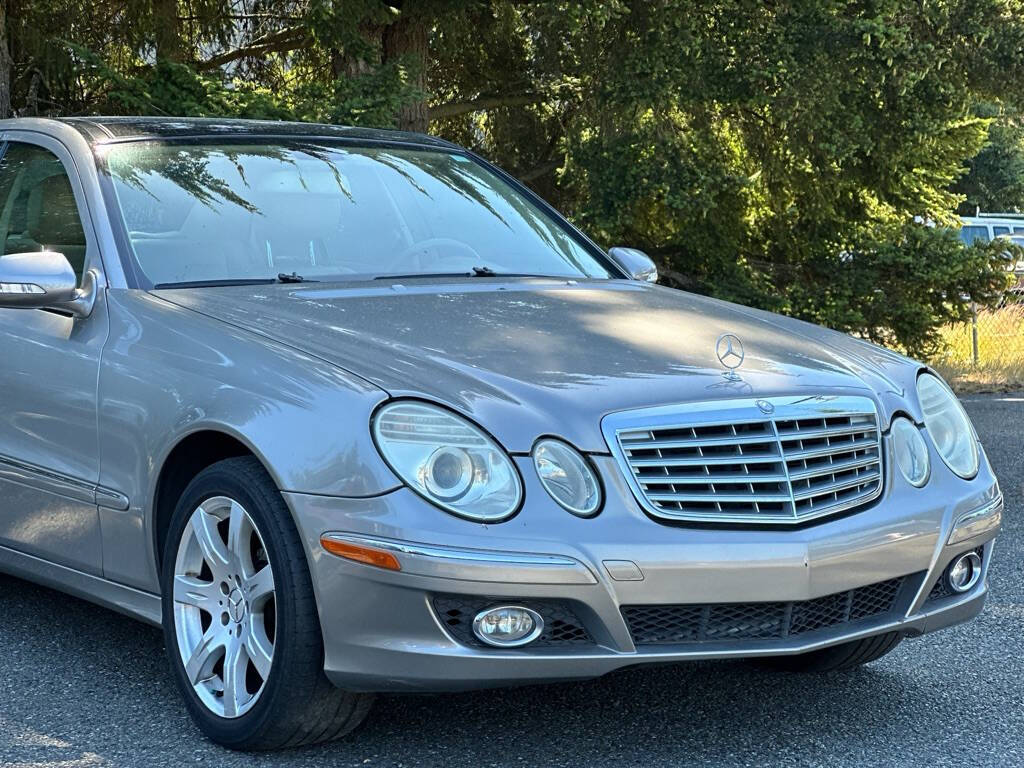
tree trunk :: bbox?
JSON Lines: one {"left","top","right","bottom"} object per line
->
{"left": 153, "top": 0, "right": 184, "bottom": 62}
{"left": 382, "top": 4, "right": 429, "bottom": 133}
{"left": 333, "top": 22, "right": 382, "bottom": 80}
{"left": 0, "top": 0, "right": 12, "bottom": 119}
{"left": 24, "top": 68, "right": 38, "bottom": 116}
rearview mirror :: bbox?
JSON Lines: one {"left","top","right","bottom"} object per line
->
{"left": 608, "top": 247, "right": 658, "bottom": 283}
{"left": 0, "top": 251, "right": 96, "bottom": 317}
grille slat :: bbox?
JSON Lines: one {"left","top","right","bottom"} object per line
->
{"left": 640, "top": 471, "right": 788, "bottom": 485}
{"left": 646, "top": 491, "right": 794, "bottom": 504}
{"left": 775, "top": 424, "right": 877, "bottom": 441}
{"left": 791, "top": 470, "right": 881, "bottom": 501}
{"left": 629, "top": 453, "right": 784, "bottom": 467}
{"left": 623, "top": 576, "right": 907, "bottom": 646}
{"left": 610, "top": 397, "right": 883, "bottom": 524}
{"left": 621, "top": 433, "right": 778, "bottom": 450}
{"left": 788, "top": 454, "right": 879, "bottom": 481}
{"left": 782, "top": 436, "right": 878, "bottom": 462}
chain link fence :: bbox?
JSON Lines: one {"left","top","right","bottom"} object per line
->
{"left": 930, "top": 273, "right": 1024, "bottom": 392}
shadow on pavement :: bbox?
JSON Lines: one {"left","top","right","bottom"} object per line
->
{"left": 0, "top": 571, "right": 966, "bottom": 768}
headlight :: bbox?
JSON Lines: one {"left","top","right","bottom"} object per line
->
{"left": 372, "top": 401, "right": 522, "bottom": 521}
{"left": 533, "top": 438, "right": 602, "bottom": 516}
{"left": 891, "top": 417, "right": 929, "bottom": 487}
{"left": 916, "top": 373, "right": 979, "bottom": 479}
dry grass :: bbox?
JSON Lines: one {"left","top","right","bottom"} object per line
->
{"left": 929, "top": 301, "right": 1024, "bottom": 393}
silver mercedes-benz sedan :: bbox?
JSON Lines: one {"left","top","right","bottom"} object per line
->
{"left": 0, "top": 117, "right": 1002, "bottom": 750}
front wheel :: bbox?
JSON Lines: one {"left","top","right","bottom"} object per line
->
{"left": 161, "top": 456, "right": 373, "bottom": 750}
{"left": 760, "top": 632, "right": 902, "bottom": 673}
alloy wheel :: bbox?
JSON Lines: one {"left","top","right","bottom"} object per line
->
{"left": 172, "top": 495, "right": 277, "bottom": 719}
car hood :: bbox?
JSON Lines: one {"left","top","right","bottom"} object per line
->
{"left": 155, "top": 278, "right": 919, "bottom": 453}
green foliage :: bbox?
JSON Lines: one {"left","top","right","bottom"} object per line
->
{"left": 5, "top": 0, "right": 1024, "bottom": 354}
{"left": 69, "top": 47, "right": 296, "bottom": 119}
{"left": 297, "top": 64, "right": 421, "bottom": 127}
{"left": 954, "top": 103, "right": 1024, "bottom": 214}
{"left": 68, "top": 41, "right": 416, "bottom": 127}
{"left": 793, "top": 223, "right": 1013, "bottom": 356}
{"left": 453, "top": 0, "right": 1023, "bottom": 354}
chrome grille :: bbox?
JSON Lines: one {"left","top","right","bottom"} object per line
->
{"left": 604, "top": 396, "right": 884, "bottom": 524}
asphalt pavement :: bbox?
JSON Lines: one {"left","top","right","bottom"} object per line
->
{"left": 1, "top": 393, "right": 1021, "bottom": 768}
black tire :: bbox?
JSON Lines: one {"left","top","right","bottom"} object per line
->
{"left": 760, "top": 632, "right": 902, "bottom": 673}
{"left": 161, "top": 456, "right": 374, "bottom": 750}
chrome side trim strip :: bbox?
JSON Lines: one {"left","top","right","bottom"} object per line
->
{"left": 96, "top": 487, "right": 131, "bottom": 511}
{"left": 0, "top": 454, "right": 95, "bottom": 504}
{"left": 0, "top": 453, "right": 130, "bottom": 510}
{"left": 321, "top": 533, "right": 597, "bottom": 585}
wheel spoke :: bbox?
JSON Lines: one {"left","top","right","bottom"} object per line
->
{"left": 173, "top": 574, "right": 220, "bottom": 608}
{"left": 245, "top": 617, "right": 274, "bottom": 679}
{"left": 191, "top": 507, "right": 229, "bottom": 571}
{"left": 184, "top": 627, "right": 224, "bottom": 685}
{"left": 245, "top": 565, "right": 275, "bottom": 604}
{"left": 226, "top": 501, "right": 247, "bottom": 567}
{"left": 221, "top": 640, "right": 249, "bottom": 718}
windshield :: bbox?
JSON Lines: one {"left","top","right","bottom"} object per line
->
{"left": 102, "top": 141, "right": 615, "bottom": 287}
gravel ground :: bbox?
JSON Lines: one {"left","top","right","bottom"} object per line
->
{"left": 1, "top": 393, "right": 1021, "bottom": 768}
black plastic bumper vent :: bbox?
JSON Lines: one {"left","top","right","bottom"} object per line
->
{"left": 622, "top": 575, "right": 908, "bottom": 646}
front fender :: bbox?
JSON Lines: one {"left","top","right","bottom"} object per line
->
{"left": 97, "top": 289, "right": 400, "bottom": 591}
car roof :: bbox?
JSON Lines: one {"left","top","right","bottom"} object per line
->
{"left": 961, "top": 216, "right": 1024, "bottom": 227}
{"left": 5, "top": 116, "right": 460, "bottom": 149}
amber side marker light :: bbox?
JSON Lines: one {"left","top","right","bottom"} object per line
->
{"left": 320, "top": 537, "right": 402, "bottom": 571}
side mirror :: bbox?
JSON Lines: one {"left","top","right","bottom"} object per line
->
{"left": 608, "top": 246, "right": 658, "bottom": 283}
{"left": 0, "top": 251, "right": 96, "bottom": 317}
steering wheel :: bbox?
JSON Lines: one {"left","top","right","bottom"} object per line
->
{"left": 394, "top": 238, "right": 484, "bottom": 270}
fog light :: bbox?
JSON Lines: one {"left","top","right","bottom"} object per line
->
{"left": 948, "top": 551, "right": 982, "bottom": 593}
{"left": 472, "top": 606, "right": 543, "bottom": 647}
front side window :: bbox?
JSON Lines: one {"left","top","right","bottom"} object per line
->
{"left": 101, "top": 141, "right": 614, "bottom": 287}
{"left": 0, "top": 142, "right": 88, "bottom": 282}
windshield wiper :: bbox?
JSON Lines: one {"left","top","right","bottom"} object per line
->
{"left": 153, "top": 273, "right": 320, "bottom": 289}
{"left": 277, "top": 272, "right": 319, "bottom": 283}
{"left": 153, "top": 278, "right": 278, "bottom": 289}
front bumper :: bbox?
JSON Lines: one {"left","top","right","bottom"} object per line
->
{"left": 284, "top": 452, "right": 1002, "bottom": 693}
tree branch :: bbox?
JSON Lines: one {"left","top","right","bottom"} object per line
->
{"left": 429, "top": 93, "right": 544, "bottom": 121}
{"left": 179, "top": 14, "right": 304, "bottom": 21}
{"left": 658, "top": 267, "right": 701, "bottom": 291}
{"left": 518, "top": 159, "right": 560, "bottom": 183}
{"left": 198, "top": 27, "right": 307, "bottom": 70}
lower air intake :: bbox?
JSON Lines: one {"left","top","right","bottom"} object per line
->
{"left": 622, "top": 576, "right": 908, "bottom": 646}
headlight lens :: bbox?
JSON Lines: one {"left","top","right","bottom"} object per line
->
{"left": 372, "top": 401, "right": 522, "bottom": 521}
{"left": 891, "top": 417, "right": 929, "bottom": 487}
{"left": 533, "top": 438, "right": 602, "bottom": 516}
{"left": 916, "top": 373, "right": 979, "bottom": 479}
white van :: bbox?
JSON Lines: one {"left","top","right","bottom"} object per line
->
{"left": 959, "top": 213, "right": 1024, "bottom": 244}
